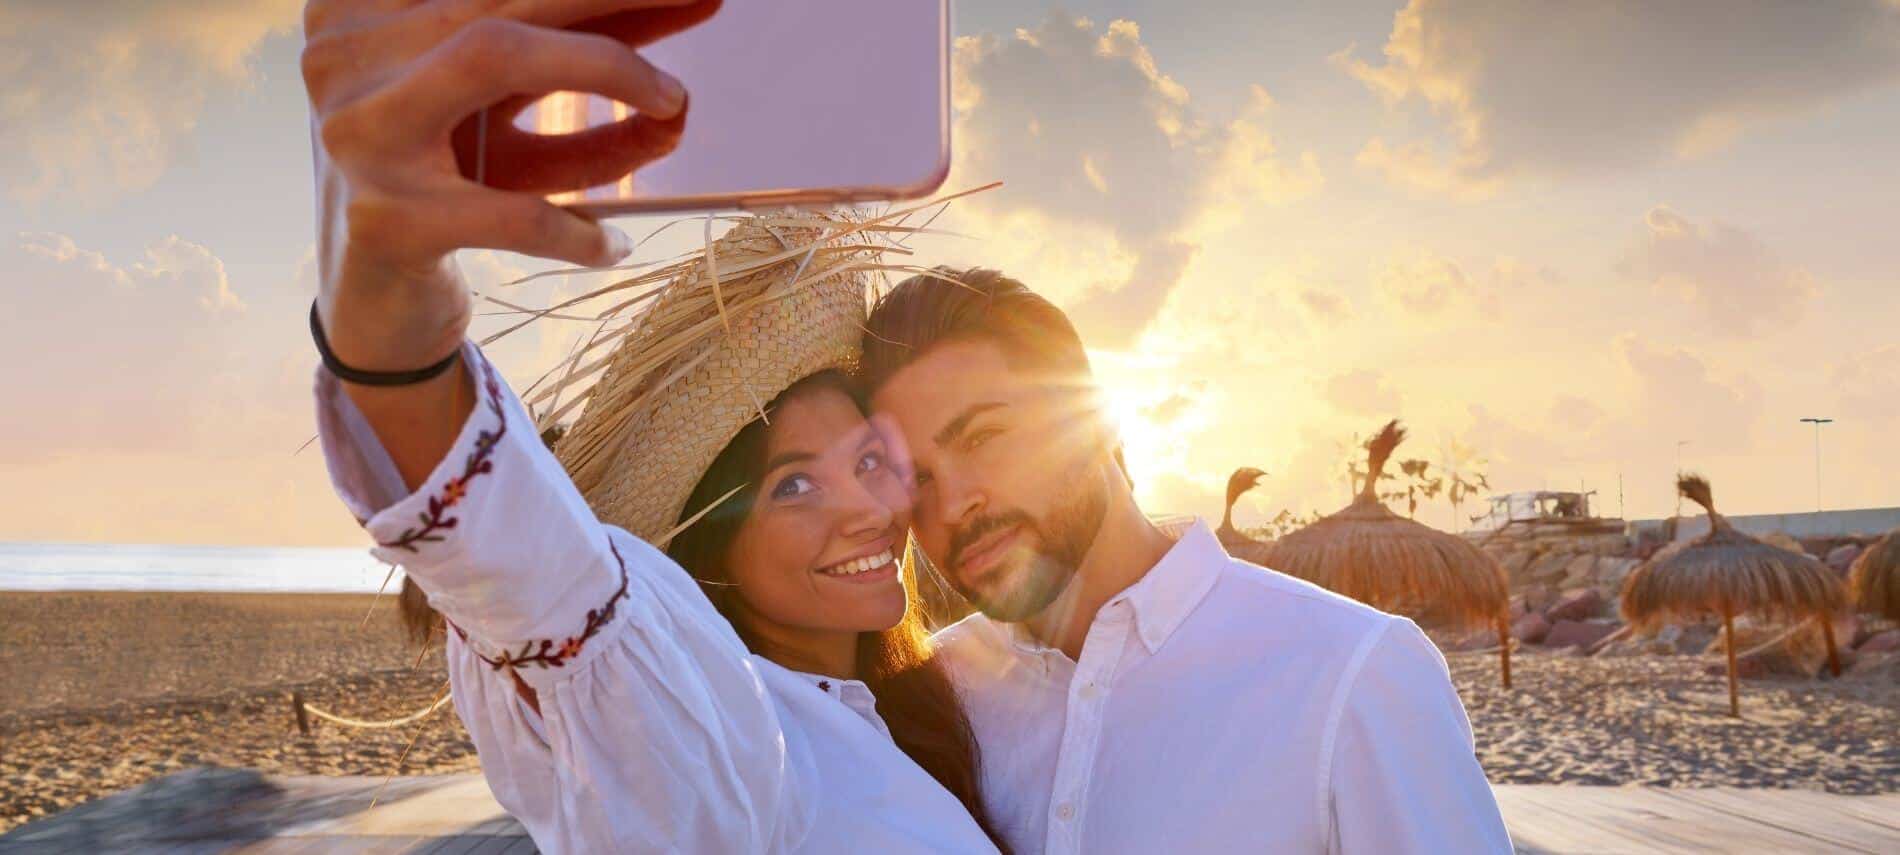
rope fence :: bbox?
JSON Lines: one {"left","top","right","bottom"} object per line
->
{"left": 290, "top": 690, "right": 452, "bottom": 734}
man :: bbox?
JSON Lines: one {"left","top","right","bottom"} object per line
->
{"left": 861, "top": 268, "right": 1512, "bottom": 854}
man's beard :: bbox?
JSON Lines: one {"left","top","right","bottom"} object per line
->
{"left": 946, "top": 468, "right": 1108, "bottom": 623}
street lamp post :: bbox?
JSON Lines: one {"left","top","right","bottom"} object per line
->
{"left": 1800, "top": 418, "right": 1833, "bottom": 513}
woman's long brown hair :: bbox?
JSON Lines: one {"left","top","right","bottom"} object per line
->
{"left": 399, "top": 372, "right": 1006, "bottom": 850}
{"left": 666, "top": 371, "right": 1006, "bottom": 850}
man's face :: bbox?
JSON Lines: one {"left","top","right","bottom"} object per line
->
{"left": 872, "top": 340, "right": 1112, "bottom": 622}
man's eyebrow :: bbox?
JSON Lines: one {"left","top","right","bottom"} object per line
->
{"left": 934, "top": 402, "right": 1007, "bottom": 448}
{"left": 763, "top": 450, "right": 817, "bottom": 472}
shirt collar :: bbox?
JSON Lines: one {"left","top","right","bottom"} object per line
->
{"left": 1001, "top": 519, "right": 1227, "bottom": 657}
{"left": 1118, "top": 519, "right": 1226, "bottom": 654}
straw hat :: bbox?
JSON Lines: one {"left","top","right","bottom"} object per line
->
{"left": 544, "top": 215, "right": 878, "bottom": 545}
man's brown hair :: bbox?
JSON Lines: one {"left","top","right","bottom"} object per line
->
{"left": 861, "top": 266, "right": 1131, "bottom": 485}
{"left": 860, "top": 267, "right": 1094, "bottom": 394}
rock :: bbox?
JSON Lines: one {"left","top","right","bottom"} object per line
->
{"left": 1825, "top": 544, "right": 1862, "bottom": 574}
{"left": 1663, "top": 623, "right": 1719, "bottom": 655}
{"left": 1595, "top": 557, "right": 1639, "bottom": 591}
{"left": 1546, "top": 589, "right": 1605, "bottom": 623}
{"left": 1502, "top": 549, "right": 1537, "bottom": 579}
{"left": 1759, "top": 531, "right": 1809, "bottom": 555}
{"left": 1858, "top": 629, "right": 1900, "bottom": 654}
{"left": 1512, "top": 612, "right": 1551, "bottom": 645}
{"left": 1528, "top": 550, "right": 1573, "bottom": 582}
{"left": 1517, "top": 584, "right": 1557, "bottom": 615}
{"left": 1705, "top": 619, "right": 1841, "bottom": 678}
{"left": 1544, "top": 619, "right": 1621, "bottom": 650}
{"left": 1559, "top": 553, "right": 1598, "bottom": 587}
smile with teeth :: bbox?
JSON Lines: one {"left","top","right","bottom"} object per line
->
{"left": 817, "top": 549, "right": 894, "bottom": 577}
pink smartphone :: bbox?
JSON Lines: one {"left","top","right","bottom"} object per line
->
{"left": 507, "top": 0, "right": 951, "bottom": 215}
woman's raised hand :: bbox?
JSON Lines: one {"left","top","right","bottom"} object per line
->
{"left": 304, "top": 0, "right": 719, "bottom": 371}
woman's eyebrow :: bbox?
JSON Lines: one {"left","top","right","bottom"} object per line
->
{"left": 763, "top": 450, "right": 818, "bottom": 472}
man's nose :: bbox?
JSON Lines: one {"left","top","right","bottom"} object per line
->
{"left": 933, "top": 461, "right": 985, "bottom": 529}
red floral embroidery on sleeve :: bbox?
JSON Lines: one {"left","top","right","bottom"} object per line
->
{"left": 379, "top": 353, "right": 506, "bottom": 553}
{"left": 450, "top": 538, "right": 632, "bottom": 671}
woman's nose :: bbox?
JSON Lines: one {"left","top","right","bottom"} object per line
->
{"left": 835, "top": 470, "right": 897, "bottom": 537}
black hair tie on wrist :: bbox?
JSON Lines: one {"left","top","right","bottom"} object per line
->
{"left": 310, "top": 300, "right": 462, "bottom": 387}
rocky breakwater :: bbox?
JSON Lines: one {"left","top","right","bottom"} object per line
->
{"left": 1436, "top": 524, "right": 1899, "bottom": 679}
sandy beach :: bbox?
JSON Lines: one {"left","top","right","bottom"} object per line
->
{"left": 4, "top": 591, "right": 1897, "bottom": 833}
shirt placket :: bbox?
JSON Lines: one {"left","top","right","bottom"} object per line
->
{"left": 1042, "top": 601, "right": 1133, "bottom": 855}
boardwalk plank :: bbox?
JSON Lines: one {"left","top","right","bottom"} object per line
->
{"left": 1662, "top": 788, "right": 1885, "bottom": 853}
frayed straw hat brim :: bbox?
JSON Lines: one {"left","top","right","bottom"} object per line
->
{"left": 486, "top": 185, "right": 996, "bottom": 547}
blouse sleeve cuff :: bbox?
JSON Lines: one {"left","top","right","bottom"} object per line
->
{"left": 313, "top": 339, "right": 625, "bottom": 654}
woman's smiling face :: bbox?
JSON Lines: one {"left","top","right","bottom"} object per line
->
{"left": 723, "top": 384, "right": 913, "bottom": 643}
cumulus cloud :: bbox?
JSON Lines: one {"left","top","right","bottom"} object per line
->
{"left": 2, "top": 231, "right": 280, "bottom": 463}
{"left": 1373, "top": 253, "right": 1552, "bottom": 321}
{"left": 949, "top": 13, "right": 1320, "bottom": 348}
{"left": 0, "top": 0, "right": 302, "bottom": 204}
{"left": 1617, "top": 206, "right": 1817, "bottom": 335}
{"left": 1338, "top": 0, "right": 1900, "bottom": 193}
{"left": 1325, "top": 369, "right": 1402, "bottom": 417}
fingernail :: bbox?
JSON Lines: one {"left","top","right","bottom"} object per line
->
{"left": 656, "top": 71, "right": 686, "bottom": 115}
{"left": 604, "top": 226, "right": 634, "bottom": 264}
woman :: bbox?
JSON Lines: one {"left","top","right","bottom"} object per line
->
{"left": 316, "top": 215, "right": 1007, "bottom": 853}
{"left": 304, "top": 2, "right": 1003, "bottom": 849}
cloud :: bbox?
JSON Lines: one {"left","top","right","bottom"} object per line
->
{"left": 1338, "top": 0, "right": 1900, "bottom": 193}
{"left": 0, "top": 0, "right": 302, "bottom": 205}
{"left": 2, "top": 231, "right": 281, "bottom": 462}
{"left": 1834, "top": 345, "right": 1900, "bottom": 423}
{"left": 948, "top": 13, "right": 1320, "bottom": 348}
{"left": 1614, "top": 333, "right": 1764, "bottom": 453}
{"left": 1373, "top": 253, "right": 1549, "bottom": 321}
{"left": 1296, "top": 288, "right": 1353, "bottom": 325}
{"left": 1616, "top": 206, "right": 1817, "bottom": 335}
{"left": 1325, "top": 369, "right": 1402, "bottom": 417}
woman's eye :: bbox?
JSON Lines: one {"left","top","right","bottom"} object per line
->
{"left": 964, "top": 428, "right": 999, "bottom": 453}
{"left": 914, "top": 469, "right": 935, "bottom": 488}
{"left": 770, "top": 474, "right": 817, "bottom": 500}
{"left": 857, "top": 451, "right": 885, "bottom": 474}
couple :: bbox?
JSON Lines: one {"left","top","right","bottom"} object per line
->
{"left": 304, "top": 2, "right": 1509, "bottom": 852}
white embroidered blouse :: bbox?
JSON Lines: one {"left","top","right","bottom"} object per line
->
{"left": 313, "top": 339, "right": 999, "bottom": 854}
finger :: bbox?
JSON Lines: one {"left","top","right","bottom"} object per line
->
{"left": 569, "top": 0, "right": 723, "bottom": 48}
{"left": 379, "top": 19, "right": 685, "bottom": 144}
{"left": 477, "top": 0, "right": 704, "bottom": 30}
{"left": 458, "top": 104, "right": 686, "bottom": 193}
{"left": 391, "top": 185, "right": 634, "bottom": 267}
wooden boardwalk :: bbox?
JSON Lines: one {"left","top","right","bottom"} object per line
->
{"left": 5, "top": 770, "right": 1896, "bottom": 853}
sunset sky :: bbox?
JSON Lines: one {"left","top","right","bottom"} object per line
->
{"left": 5, "top": 0, "right": 1900, "bottom": 548}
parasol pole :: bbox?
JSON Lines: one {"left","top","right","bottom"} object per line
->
{"left": 1820, "top": 615, "right": 1841, "bottom": 678}
{"left": 1722, "top": 607, "right": 1740, "bottom": 717}
{"left": 1496, "top": 612, "right": 1512, "bottom": 690}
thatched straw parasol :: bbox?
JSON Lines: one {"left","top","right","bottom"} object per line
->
{"left": 1218, "top": 467, "right": 1274, "bottom": 566}
{"left": 1849, "top": 528, "right": 1900, "bottom": 621}
{"left": 1265, "top": 421, "right": 1513, "bottom": 687}
{"left": 1620, "top": 474, "right": 1846, "bottom": 717}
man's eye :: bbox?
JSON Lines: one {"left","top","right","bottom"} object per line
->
{"left": 771, "top": 474, "right": 817, "bottom": 500}
{"left": 913, "top": 469, "right": 935, "bottom": 488}
{"left": 857, "top": 451, "right": 885, "bottom": 474}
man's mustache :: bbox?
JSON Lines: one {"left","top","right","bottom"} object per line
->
{"left": 946, "top": 510, "right": 1035, "bottom": 574}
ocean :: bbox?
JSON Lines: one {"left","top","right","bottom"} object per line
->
{"left": 0, "top": 541, "right": 401, "bottom": 593}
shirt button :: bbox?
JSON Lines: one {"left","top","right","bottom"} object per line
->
{"left": 1078, "top": 682, "right": 1099, "bottom": 699}
{"left": 1055, "top": 802, "right": 1075, "bottom": 821}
